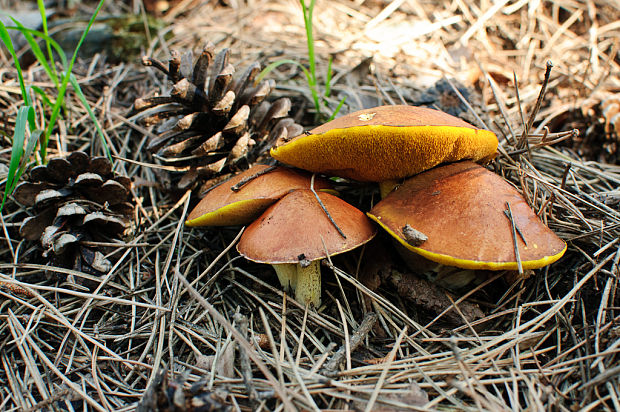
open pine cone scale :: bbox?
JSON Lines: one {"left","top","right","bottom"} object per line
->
{"left": 134, "top": 42, "right": 302, "bottom": 194}
{"left": 14, "top": 152, "right": 134, "bottom": 277}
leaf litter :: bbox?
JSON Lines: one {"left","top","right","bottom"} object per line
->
{"left": 0, "top": 0, "right": 618, "bottom": 410}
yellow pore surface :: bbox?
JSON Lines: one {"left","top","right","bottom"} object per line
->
{"left": 186, "top": 198, "right": 276, "bottom": 227}
{"left": 270, "top": 125, "right": 498, "bottom": 182}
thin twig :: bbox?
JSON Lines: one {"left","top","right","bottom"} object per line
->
{"left": 176, "top": 273, "right": 296, "bottom": 412}
{"left": 230, "top": 165, "right": 278, "bottom": 192}
{"left": 310, "top": 174, "right": 346, "bottom": 239}
{"left": 233, "top": 312, "right": 260, "bottom": 410}
{"left": 505, "top": 202, "right": 524, "bottom": 275}
{"left": 322, "top": 312, "right": 378, "bottom": 376}
{"left": 503, "top": 209, "right": 528, "bottom": 246}
{"left": 22, "top": 388, "right": 73, "bottom": 412}
{"left": 518, "top": 61, "right": 554, "bottom": 150}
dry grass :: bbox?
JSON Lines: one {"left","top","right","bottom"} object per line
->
{"left": 0, "top": 0, "right": 618, "bottom": 410}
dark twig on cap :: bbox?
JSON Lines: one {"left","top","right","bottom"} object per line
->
{"left": 505, "top": 202, "right": 524, "bottom": 275}
{"left": 310, "top": 174, "right": 347, "bottom": 239}
{"left": 230, "top": 165, "right": 278, "bottom": 192}
{"left": 503, "top": 209, "right": 528, "bottom": 247}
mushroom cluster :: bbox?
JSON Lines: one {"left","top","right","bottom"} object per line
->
{"left": 188, "top": 104, "right": 566, "bottom": 307}
{"left": 186, "top": 165, "right": 376, "bottom": 307}
{"left": 270, "top": 105, "right": 566, "bottom": 286}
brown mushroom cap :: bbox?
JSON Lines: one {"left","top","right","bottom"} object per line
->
{"left": 186, "top": 165, "right": 334, "bottom": 227}
{"left": 270, "top": 105, "right": 498, "bottom": 182}
{"left": 237, "top": 189, "right": 377, "bottom": 264}
{"left": 367, "top": 161, "right": 567, "bottom": 270}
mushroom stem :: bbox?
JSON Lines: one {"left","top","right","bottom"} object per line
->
{"left": 379, "top": 179, "right": 399, "bottom": 198}
{"left": 273, "top": 263, "right": 298, "bottom": 292}
{"left": 293, "top": 260, "right": 321, "bottom": 307}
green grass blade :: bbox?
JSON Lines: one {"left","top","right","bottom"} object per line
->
{"left": 17, "top": 129, "right": 42, "bottom": 182}
{"left": 7, "top": 107, "right": 31, "bottom": 183}
{"left": 37, "top": 0, "right": 59, "bottom": 82}
{"left": 327, "top": 96, "right": 347, "bottom": 121}
{"left": 256, "top": 59, "right": 312, "bottom": 84}
{"left": 6, "top": 26, "right": 68, "bottom": 68}
{"left": 309, "top": 84, "right": 321, "bottom": 115}
{"left": 10, "top": 18, "right": 58, "bottom": 86}
{"left": 31, "top": 86, "right": 55, "bottom": 109}
{"left": 300, "top": 0, "right": 317, "bottom": 85}
{"left": 1, "top": 106, "right": 34, "bottom": 213}
{"left": 64, "top": 0, "right": 106, "bottom": 79}
{"left": 257, "top": 59, "right": 321, "bottom": 115}
{"left": 41, "top": 0, "right": 106, "bottom": 161}
{"left": 69, "top": 74, "right": 111, "bottom": 160}
{"left": 325, "top": 55, "right": 334, "bottom": 98}
{"left": 42, "top": 86, "right": 66, "bottom": 160}
{"left": 0, "top": 21, "right": 31, "bottom": 108}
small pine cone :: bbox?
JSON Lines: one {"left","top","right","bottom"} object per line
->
{"left": 600, "top": 94, "right": 620, "bottom": 135}
{"left": 417, "top": 78, "right": 489, "bottom": 126}
{"left": 133, "top": 43, "right": 303, "bottom": 195}
{"left": 14, "top": 152, "right": 134, "bottom": 277}
{"left": 579, "top": 92, "right": 619, "bottom": 163}
{"left": 137, "top": 367, "right": 231, "bottom": 412}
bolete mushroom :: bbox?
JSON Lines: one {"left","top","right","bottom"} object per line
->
{"left": 367, "top": 161, "right": 566, "bottom": 284}
{"left": 270, "top": 105, "right": 498, "bottom": 183}
{"left": 185, "top": 164, "right": 334, "bottom": 227}
{"left": 237, "top": 189, "right": 377, "bottom": 306}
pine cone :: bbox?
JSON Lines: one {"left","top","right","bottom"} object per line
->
{"left": 14, "top": 152, "right": 134, "bottom": 277}
{"left": 133, "top": 43, "right": 303, "bottom": 195}
{"left": 137, "top": 367, "right": 230, "bottom": 412}
{"left": 417, "top": 78, "right": 488, "bottom": 126}
{"left": 598, "top": 94, "right": 619, "bottom": 159}
{"left": 557, "top": 91, "right": 620, "bottom": 164}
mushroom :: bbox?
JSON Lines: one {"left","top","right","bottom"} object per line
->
{"left": 237, "top": 189, "right": 377, "bottom": 306}
{"left": 186, "top": 164, "right": 334, "bottom": 227}
{"left": 270, "top": 105, "right": 498, "bottom": 183}
{"left": 367, "top": 161, "right": 566, "bottom": 286}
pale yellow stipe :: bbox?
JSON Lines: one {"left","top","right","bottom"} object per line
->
{"left": 293, "top": 260, "right": 321, "bottom": 307}
{"left": 379, "top": 180, "right": 399, "bottom": 198}
{"left": 273, "top": 263, "right": 298, "bottom": 292}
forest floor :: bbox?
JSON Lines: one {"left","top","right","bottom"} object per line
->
{"left": 0, "top": 0, "right": 619, "bottom": 410}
